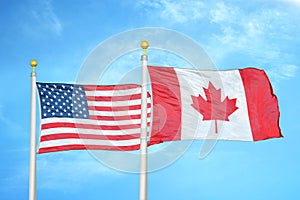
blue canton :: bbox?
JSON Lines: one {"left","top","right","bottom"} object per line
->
{"left": 37, "top": 82, "right": 89, "bottom": 119}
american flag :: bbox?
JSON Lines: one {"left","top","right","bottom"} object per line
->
{"left": 36, "top": 82, "right": 151, "bottom": 154}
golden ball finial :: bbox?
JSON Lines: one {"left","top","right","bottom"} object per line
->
{"left": 140, "top": 41, "right": 149, "bottom": 55}
{"left": 30, "top": 60, "right": 38, "bottom": 68}
{"left": 140, "top": 41, "right": 149, "bottom": 49}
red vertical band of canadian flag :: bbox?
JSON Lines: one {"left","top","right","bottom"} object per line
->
{"left": 147, "top": 66, "right": 282, "bottom": 144}
{"left": 239, "top": 68, "right": 281, "bottom": 141}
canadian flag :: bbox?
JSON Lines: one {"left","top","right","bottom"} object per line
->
{"left": 147, "top": 66, "right": 282, "bottom": 145}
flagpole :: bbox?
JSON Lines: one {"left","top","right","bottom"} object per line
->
{"left": 139, "top": 41, "right": 149, "bottom": 200}
{"left": 29, "top": 60, "right": 38, "bottom": 200}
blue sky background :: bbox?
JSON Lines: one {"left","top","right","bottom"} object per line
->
{"left": 1, "top": 0, "right": 300, "bottom": 199}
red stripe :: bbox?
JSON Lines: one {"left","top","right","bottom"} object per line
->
{"left": 38, "top": 144, "right": 140, "bottom": 154}
{"left": 86, "top": 93, "right": 150, "bottom": 101}
{"left": 40, "top": 133, "right": 140, "bottom": 142}
{"left": 42, "top": 122, "right": 150, "bottom": 130}
{"left": 239, "top": 68, "right": 282, "bottom": 141}
{"left": 88, "top": 103, "right": 151, "bottom": 111}
{"left": 84, "top": 84, "right": 140, "bottom": 91}
{"left": 147, "top": 66, "right": 182, "bottom": 145}
{"left": 89, "top": 113, "right": 151, "bottom": 121}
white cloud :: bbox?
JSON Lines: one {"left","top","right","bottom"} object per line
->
{"left": 281, "top": 65, "right": 298, "bottom": 78}
{"left": 137, "top": 0, "right": 205, "bottom": 23}
{"left": 283, "top": 0, "right": 300, "bottom": 6}
{"left": 206, "top": 1, "right": 299, "bottom": 83}
{"left": 133, "top": 1, "right": 300, "bottom": 86}
{"left": 210, "top": 2, "right": 239, "bottom": 23}
{"left": 267, "top": 64, "right": 298, "bottom": 85}
{"left": 26, "top": 0, "right": 63, "bottom": 36}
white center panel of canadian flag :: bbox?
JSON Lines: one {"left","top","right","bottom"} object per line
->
{"left": 174, "top": 68, "right": 253, "bottom": 141}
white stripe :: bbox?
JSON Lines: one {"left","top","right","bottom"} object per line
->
{"left": 87, "top": 97, "right": 151, "bottom": 107}
{"left": 41, "top": 127, "right": 142, "bottom": 136}
{"left": 89, "top": 108, "right": 151, "bottom": 116}
{"left": 41, "top": 117, "right": 150, "bottom": 126}
{"left": 85, "top": 88, "right": 141, "bottom": 96}
{"left": 39, "top": 138, "right": 141, "bottom": 149}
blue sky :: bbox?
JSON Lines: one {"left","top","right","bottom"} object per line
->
{"left": 1, "top": 0, "right": 300, "bottom": 199}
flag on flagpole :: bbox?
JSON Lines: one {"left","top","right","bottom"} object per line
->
{"left": 147, "top": 66, "right": 282, "bottom": 145}
{"left": 36, "top": 82, "right": 151, "bottom": 154}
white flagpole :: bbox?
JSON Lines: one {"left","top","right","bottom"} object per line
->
{"left": 139, "top": 41, "right": 149, "bottom": 200}
{"left": 29, "top": 60, "right": 38, "bottom": 200}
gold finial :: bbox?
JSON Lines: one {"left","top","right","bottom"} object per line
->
{"left": 30, "top": 60, "right": 38, "bottom": 72}
{"left": 140, "top": 40, "right": 149, "bottom": 55}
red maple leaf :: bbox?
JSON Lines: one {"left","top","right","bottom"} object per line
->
{"left": 191, "top": 82, "right": 238, "bottom": 133}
